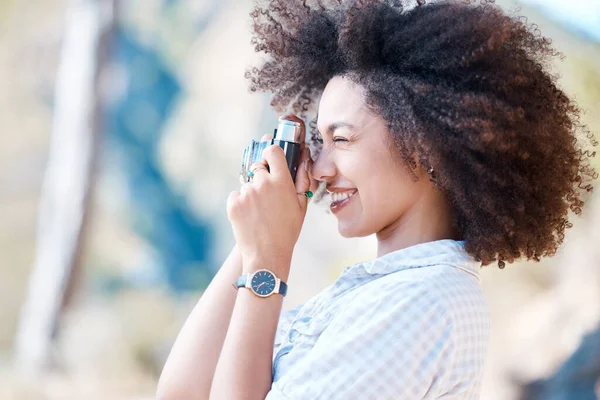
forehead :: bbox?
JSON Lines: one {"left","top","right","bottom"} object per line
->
{"left": 317, "top": 75, "right": 367, "bottom": 127}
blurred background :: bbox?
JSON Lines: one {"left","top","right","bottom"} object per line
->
{"left": 0, "top": 0, "right": 598, "bottom": 399}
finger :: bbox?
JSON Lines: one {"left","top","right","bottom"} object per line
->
{"left": 297, "top": 164, "right": 312, "bottom": 209}
{"left": 249, "top": 161, "right": 269, "bottom": 182}
{"left": 255, "top": 134, "right": 273, "bottom": 176}
{"left": 297, "top": 150, "right": 318, "bottom": 210}
{"left": 294, "top": 143, "right": 309, "bottom": 182}
{"left": 307, "top": 159, "right": 319, "bottom": 194}
{"left": 240, "top": 181, "right": 253, "bottom": 195}
{"left": 260, "top": 133, "right": 274, "bottom": 142}
{"left": 300, "top": 146, "right": 318, "bottom": 194}
{"left": 295, "top": 147, "right": 311, "bottom": 194}
{"left": 226, "top": 190, "right": 241, "bottom": 220}
{"left": 261, "top": 144, "right": 289, "bottom": 182}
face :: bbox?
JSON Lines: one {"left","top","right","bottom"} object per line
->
{"left": 311, "top": 75, "right": 432, "bottom": 238}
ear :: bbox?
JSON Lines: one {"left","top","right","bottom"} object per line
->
{"left": 409, "top": 152, "right": 432, "bottom": 180}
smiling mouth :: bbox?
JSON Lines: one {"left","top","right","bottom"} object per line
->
{"left": 330, "top": 189, "right": 358, "bottom": 205}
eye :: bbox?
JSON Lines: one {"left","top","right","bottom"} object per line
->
{"left": 333, "top": 137, "right": 348, "bottom": 142}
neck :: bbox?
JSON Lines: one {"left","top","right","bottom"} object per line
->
{"left": 376, "top": 188, "right": 459, "bottom": 258}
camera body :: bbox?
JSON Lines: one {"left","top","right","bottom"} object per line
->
{"left": 240, "top": 118, "right": 303, "bottom": 184}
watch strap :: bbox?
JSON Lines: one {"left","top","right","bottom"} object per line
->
{"left": 236, "top": 274, "right": 247, "bottom": 288}
{"left": 278, "top": 280, "right": 288, "bottom": 296}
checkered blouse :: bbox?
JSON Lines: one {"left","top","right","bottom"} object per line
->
{"left": 265, "top": 239, "right": 490, "bottom": 399}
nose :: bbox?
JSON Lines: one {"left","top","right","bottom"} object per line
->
{"left": 310, "top": 145, "right": 336, "bottom": 183}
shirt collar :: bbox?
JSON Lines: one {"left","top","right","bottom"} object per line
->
{"left": 340, "top": 239, "right": 483, "bottom": 283}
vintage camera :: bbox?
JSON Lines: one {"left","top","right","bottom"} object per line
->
{"left": 240, "top": 117, "right": 303, "bottom": 184}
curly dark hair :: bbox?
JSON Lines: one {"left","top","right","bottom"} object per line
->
{"left": 244, "top": 0, "right": 598, "bottom": 268}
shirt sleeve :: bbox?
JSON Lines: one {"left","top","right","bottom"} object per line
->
{"left": 265, "top": 280, "right": 455, "bottom": 400}
{"left": 273, "top": 302, "right": 304, "bottom": 357}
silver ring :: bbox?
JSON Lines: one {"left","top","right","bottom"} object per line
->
{"left": 248, "top": 164, "right": 267, "bottom": 182}
{"left": 251, "top": 164, "right": 267, "bottom": 174}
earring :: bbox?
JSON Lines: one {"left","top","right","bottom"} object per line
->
{"left": 427, "top": 166, "right": 438, "bottom": 184}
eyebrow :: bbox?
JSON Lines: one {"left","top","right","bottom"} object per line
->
{"left": 317, "top": 122, "right": 355, "bottom": 135}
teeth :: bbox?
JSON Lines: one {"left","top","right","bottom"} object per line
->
{"left": 331, "top": 190, "right": 356, "bottom": 203}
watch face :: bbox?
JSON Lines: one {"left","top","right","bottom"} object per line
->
{"left": 250, "top": 270, "right": 276, "bottom": 296}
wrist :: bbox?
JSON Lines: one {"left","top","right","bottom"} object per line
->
{"left": 222, "top": 244, "right": 243, "bottom": 273}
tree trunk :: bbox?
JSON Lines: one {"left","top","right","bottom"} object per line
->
{"left": 14, "top": 0, "right": 116, "bottom": 377}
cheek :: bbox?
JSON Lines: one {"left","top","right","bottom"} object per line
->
{"left": 353, "top": 156, "right": 397, "bottom": 197}
{"left": 334, "top": 153, "right": 365, "bottom": 185}
{"left": 363, "top": 174, "right": 403, "bottom": 209}
{"left": 359, "top": 162, "right": 414, "bottom": 217}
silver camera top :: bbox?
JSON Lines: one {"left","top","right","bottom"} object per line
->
{"left": 275, "top": 118, "right": 302, "bottom": 143}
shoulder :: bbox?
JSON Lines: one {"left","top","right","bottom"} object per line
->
{"left": 337, "top": 264, "right": 491, "bottom": 350}
{"left": 373, "top": 263, "right": 490, "bottom": 317}
{"left": 413, "top": 264, "right": 491, "bottom": 332}
{"left": 328, "top": 275, "right": 453, "bottom": 341}
{"left": 354, "top": 263, "right": 486, "bottom": 313}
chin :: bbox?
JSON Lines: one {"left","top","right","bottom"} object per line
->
{"left": 337, "top": 220, "right": 372, "bottom": 238}
{"left": 338, "top": 227, "right": 355, "bottom": 238}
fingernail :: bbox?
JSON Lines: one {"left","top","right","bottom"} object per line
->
{"left": 304, "top": 160, "right": 308, "bottom": 171}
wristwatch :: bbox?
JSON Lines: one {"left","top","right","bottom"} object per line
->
{"left": 234, "top": 269, "right": 288, "bottom": 297}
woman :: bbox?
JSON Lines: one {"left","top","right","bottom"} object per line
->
{"left": 157, "top": 0, "right": 598, "bottom": 399}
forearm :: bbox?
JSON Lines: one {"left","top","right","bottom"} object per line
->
{"left": 209, "top": 257, "right": 290, "bottom": 400}
{"left": 157, "top": 245, "right": 243, "bottom": 400}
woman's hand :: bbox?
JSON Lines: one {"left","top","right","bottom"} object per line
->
{"left": 226, "top": 115, "right": 317, "bottom": 275}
